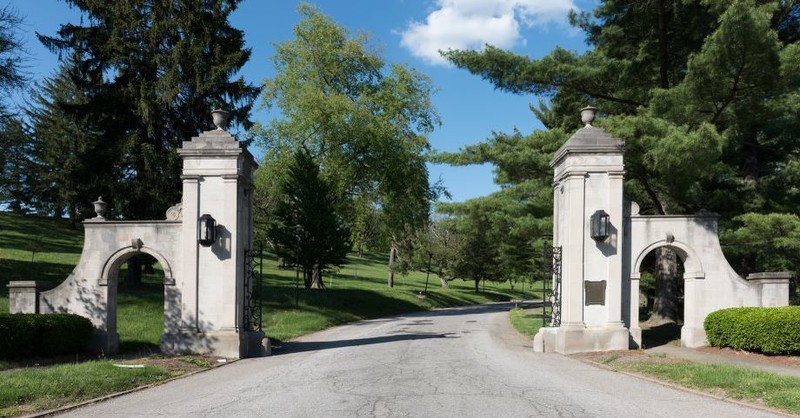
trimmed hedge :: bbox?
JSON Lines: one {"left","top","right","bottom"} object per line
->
{"left": 0, "top": 313, "right": 94, "bottom": 359}
{"left": 704, "top": 306, "right": 800, "bottom": 354}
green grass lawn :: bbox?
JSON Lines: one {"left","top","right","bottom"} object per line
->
{"left": 258, "top": 251, "right": 541, "bottom": 341}
{"left": 0, "top": 361, "right": 173, "bottom": 417}
{"left": 602, "top": 357, "right": 800, "bottom": 415}
{"left": 508, "top": 306, "right": 550, "bottom": 338}
{"left": 4, "top": 212, "right": 800, "bottom": 416}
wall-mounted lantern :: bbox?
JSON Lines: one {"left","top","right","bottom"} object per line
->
{"left": 590, "top": 210, "right": 610, "bottom": 242}
{"left": 198, "top": 214, "right": 217, "bottom": 247}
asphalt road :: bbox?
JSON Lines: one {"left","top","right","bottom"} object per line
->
{"left": 60, "top": 302, "right": 784, "bottom": 417}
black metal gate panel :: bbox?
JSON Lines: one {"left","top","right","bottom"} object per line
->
{"left": 243, "top": 247, "right": 263, "bottom": 332}
{"left": 541, "top": 245, "right": 562, "bottom": 327}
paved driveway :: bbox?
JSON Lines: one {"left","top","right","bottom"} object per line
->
{"left": 61, "top": 303, "right": 783, "bottom": 417}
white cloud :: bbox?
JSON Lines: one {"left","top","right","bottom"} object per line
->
{"left": 399, "top": 0, "right": 577, "bottom": 66}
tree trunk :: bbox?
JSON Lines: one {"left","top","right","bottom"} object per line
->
{"left": 438, "top": 267, "right": 449, "bottom": 288}
{"left": 473, "top": 277, "right": 480, "bottom": 293}
{"left": 310, "top": 264, "right": 325, "bottom": 289}
{"left": 387, "top": 243, "right": 397, "bottom": 288}
{"left": 645, "top": 247, "right": 679, "bottom": 326}
{"left": 439, "top": 276, "right": 449, "bottom": 288}
{"left": 303, "top": 267, "right": 313, "bottom": 289}
{"left": 125, "top": 256, "right": 142, "bottom": 288}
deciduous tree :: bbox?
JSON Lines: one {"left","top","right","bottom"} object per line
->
{"left": 256, "top": 4, "right": 440, "bottom": 288}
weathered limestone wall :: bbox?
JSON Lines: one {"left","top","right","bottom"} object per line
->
{"left": 624, "top": 209, "right": 790, "bottom": 348}
{"left": 10, "top": 220, "right": 181, "bottom": 354}
{"left": 8, "top": 113, "right": 265, "bottom": 359}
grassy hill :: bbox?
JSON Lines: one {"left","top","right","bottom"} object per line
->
{"left": 0, "top": 212, "right": 541, "bottom": 349}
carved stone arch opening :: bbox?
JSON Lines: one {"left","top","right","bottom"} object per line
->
{"left": 98, "top": 246, "right": 177, "bottom": 353}
{"left": 632, "top": 240, "right": 704, "bottom": 280}
{"left": 100, "top": 246, "right": 175, "bottom": 286}
{"left": 630, "top": 239, "right": 706, "bottom": 348}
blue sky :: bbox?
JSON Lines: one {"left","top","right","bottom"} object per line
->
{"left": 8, "top": 0, "right": 595, "bottom": 202}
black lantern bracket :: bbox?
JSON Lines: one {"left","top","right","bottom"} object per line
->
{"left": 198, "top": 214, "right": 217, "bottom": 247}
{"left": 590, "top": 210, "right": 610, "bottom": 242}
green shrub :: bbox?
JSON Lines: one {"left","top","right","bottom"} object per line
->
{"left": 705, "top": 306, "right": 800, "bottom": 354}
{"left": 0, "top": 314, "right": 94, "bottom": 359}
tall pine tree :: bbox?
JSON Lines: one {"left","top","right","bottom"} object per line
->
{"left": 268, "top": 150, "right": 350, "bottom": 289}
{"left": 34, "top": 0, "right": 259, "bottom": 219}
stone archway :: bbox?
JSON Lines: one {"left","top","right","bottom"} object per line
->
{"left": 623, "top": 206, "right": 789, "bottom": 348}
{"left": 99, "top": 245, "right": 177, "bottom": 353}
{"left": 628, "top": 239, "right": 704, "bottom": 349}
{"left": 14, "top": 220, "right": 183, "bottom": 354}
{"left": 9, "top": 117, "right": 266, "bottom": 359}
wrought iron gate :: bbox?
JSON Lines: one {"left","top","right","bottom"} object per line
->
{"left": 243, "top": 246, "right": 263, "bottom": 332}
{"left": 541, "top": 245, "right": 562, "bottom": 327}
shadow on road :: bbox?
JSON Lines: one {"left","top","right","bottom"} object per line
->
{"left": 273, "top": 332, "right": 458, "bottom": 355}
{"left": 397, "top": 301, "right": 540, "bottom": 318}
{"left": 271, "top": 302, "right": 542, "bottom": 355}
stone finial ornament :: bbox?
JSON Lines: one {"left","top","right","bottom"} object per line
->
{"left": 211, "top": 108, "right": 230, "bottom": 130}
{"left": 131, "top": 238, "right": 144, "bottom": 250}
{"left": 93, "top": 197, "right": 107, "bottom": 219}
{"left": 580, "top": 106, "right": 598, "bottom": 126}
{"left": 166, "top": 202, "right": 183, "bottom": 221}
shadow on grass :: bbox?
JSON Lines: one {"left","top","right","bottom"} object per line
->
{"left": 118, "top": 341, "right": 161, "bottom": 355}
{"left": 274, "top": 332, "right": 458, "bottom": 355}
{"left": 263, "top": 287, "right": 424, "bottom": 321}
{"left": 0, "top": 259, "right": 74, "bottom": 295}
{"left": 0, "top": 213, "right": 83, "bottom": 255}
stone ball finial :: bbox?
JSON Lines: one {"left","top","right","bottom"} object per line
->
{"left": 580, "top": 106, "right": 598, "bottom": 126}
{"left": 211, "top": 108, "right": 230, "bottom": 130}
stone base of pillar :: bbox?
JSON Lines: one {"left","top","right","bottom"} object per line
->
{"left": 533, "top": 325, "right": 629, "bottom": 354}
{"left": 161, "top": 329, "right": 269, "bottom": 359}
{"left": 629, "top": 326, "right": 642, "bottom": 349}
{"left": 680, "top": 326, "right": 706, "bottom": 348}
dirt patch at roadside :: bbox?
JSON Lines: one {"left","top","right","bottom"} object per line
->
{"left": 573, "top": 349, "right": 686, "bottom": 366}
{"left": 573, "top": 346, "right": 800, "bottom": 370}
{"left": 1, "top": 353, "right": 227, "bottom": 375}
{"left": 111, "top": 354, "right": 228, "bottom": 375}
{"left": 695, "top": 346, "right": 800, "bottom": 368}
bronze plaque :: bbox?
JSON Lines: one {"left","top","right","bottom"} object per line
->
{"left": 585, "top": 280, "right": 606, "bottom": 305}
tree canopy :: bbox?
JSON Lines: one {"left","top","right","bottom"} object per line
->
{"left": 0, "top": 5, "right": 28, "bottom": 207}
{"left": 438, "top": 0, "right": 800, "bottom": 278}
{"left": 0, "top": 4, "right": 25, "bottom": 120}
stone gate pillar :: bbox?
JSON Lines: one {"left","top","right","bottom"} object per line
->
{"left": 161, "top": 110, "right": 265, "bottom": 358}
{"left": 534, "top": 107, "right": 629, "bottom": 354}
